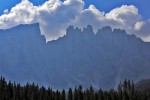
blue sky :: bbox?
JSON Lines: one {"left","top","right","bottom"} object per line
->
{"left": 85, "top": 0, "right": 150, "bottom": 20}
{"left": 0, "top": 0, "right": 150, "bottom": 19}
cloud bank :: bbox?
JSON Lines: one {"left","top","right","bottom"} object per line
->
{"left": 0, "top": 0, "right": 150, "bottom": 42}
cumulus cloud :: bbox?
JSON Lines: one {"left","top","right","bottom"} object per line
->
{"left": 0, "top": 1, "right": 37, "bottom": 29}
{"left": 3, "top": 9, "right": 9, "bottom": 14}
{"left": 0, "top": 0, "right": 150, "bottom": 42}
{"left": 134, "top": 20, "right": 150, "bottom": 41}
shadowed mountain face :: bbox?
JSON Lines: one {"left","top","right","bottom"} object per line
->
{"left": 0, "top": 23, "right": 150, "bottom": 89}
{"left": 135, "top": 79, "right": 150, "bottom": 91}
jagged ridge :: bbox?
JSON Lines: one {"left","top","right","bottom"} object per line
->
{"left": 0, "top": 23, "right": 150, "bottom": 89}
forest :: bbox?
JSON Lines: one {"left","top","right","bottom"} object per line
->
{"left": 0, "top": 76, "right": 150, "bottom": 100}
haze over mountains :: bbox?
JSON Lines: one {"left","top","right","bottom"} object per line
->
{"left": 0, "top": 23, "right": 150, "bottom": 89}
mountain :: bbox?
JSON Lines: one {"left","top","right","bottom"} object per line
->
{"left": 0, "top": 23, "right": 150, "bottom": 89}
{"left": 135, "top": 79, "right": 150, "bottom": 91}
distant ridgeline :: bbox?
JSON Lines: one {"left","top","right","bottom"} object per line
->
{"left": 0, "top": 76, "right": 150, "bottom": 100}
{"left": 0, "top": 23, "right": 150, "bottom": 89}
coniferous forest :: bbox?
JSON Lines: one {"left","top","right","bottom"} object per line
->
{"left": 0, "top": 77, "right": 150, "bottom": 100}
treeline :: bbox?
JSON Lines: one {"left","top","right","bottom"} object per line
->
{"left": 0, "top": 77, "right": 150, "bottom": 100}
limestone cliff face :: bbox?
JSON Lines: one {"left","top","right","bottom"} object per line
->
{"left": 0, "top": 24, "right": 150, "bottom": 89}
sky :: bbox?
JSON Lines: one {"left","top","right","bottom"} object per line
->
{"left": 0, "top": 0, "right": 150, "bottom": 42}
{"left": 84, "top": 0, "right": 150, "bottom": 20}
{"left": 0, "top": 0, "right": 150, "bottom": 19}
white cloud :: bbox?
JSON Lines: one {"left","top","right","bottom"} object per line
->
{"left": 0, "top": 0, "right": 150, "bottom": 42}
{"left": 0, "top": 1, "right": 37, "bottom": 29}
{"left": 37, "top": 0, "right": 84, "bottom": 41}
{"left": 134, "top": 20, "right": 150, "bottom": 41}
{"left": 134, "top": 21, "right": 144, "bottom": 31}
{"left": 3, "top": 9, "right": 9, "bottom": 14}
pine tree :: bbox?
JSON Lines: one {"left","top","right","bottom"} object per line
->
{"left": 0, "top": 76, "right": 150, "bottom": 100}
{"left": 78, "top": 85, "right": 83, "bottom": 100}
{"left": 55, "top": 90, "right": 60, "bottom": 100}
{"left": 89, "top": 85, "right": 94, "bottom": 100}
{"left": 98, "top": 89, "right": 104, "bottom": 100}
{"left": 68, "top": 88, "right": 73, "bottom": 100}
{"left": 61, "top": 89, "right": 66, "bottom": 100}
{"left": 118, "top": 82, "right": 123, "bottom": 100}
{"left": 47, "top": 87, "right": 52, "bottom": 100}
{"left": 74, "top": 87, "right": 78, "bottom": 100}
{"left": 84, "top": 89, "right": 90, "bottom": 100}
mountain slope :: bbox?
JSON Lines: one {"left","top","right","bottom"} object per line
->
{"left": 0, "top": 24, "right": 150, "bottom": 89}
{"left": 135, "top": 79, "right": 150, "bottom": 91}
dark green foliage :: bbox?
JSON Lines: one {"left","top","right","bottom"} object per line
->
{"left": 61, "top": 89, "right": 66, "bottom": 100}
{"left": 68, "top": 88, "right": 73, "bottom": 100}
{"left": 0, "top": 76, "right": 150, "bottom": 100}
